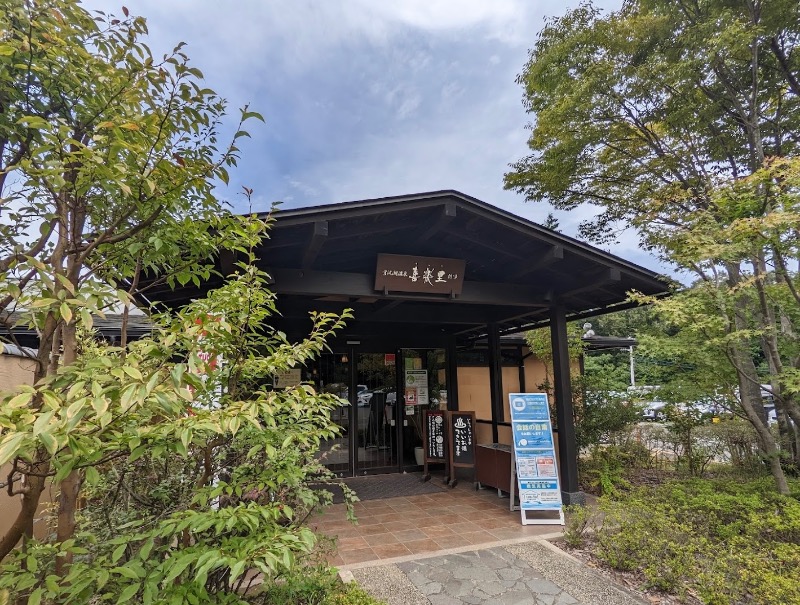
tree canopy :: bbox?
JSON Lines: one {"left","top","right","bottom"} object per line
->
{"left": 0, "top": 1, "right": 352, "bottom": 602}
{"left": 506, "top": 0, "right": 800, "bottom": 493}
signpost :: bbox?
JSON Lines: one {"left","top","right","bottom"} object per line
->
{"left": 508, "top": 393, "right": 564, "bottom": 525}
{"left": 447, "top": 411, "right": 476, "bottom": 488}
{"left": 422, "top": 410, "right": 448, "bottom": 483}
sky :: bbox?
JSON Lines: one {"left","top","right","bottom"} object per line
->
{"left": 88, "top": 1, "right": 671, "bottom": 275}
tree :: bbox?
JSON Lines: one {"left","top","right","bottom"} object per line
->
{"left": 506, "top": 0, "right": 800, "bottom": 492}
{"left": 0, "top": 1, "right": 353, "bottom": 601}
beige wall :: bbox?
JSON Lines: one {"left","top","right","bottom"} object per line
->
{"left": 457, "top": 348, "right": 551, "bottom": 447}
{"left": 0, "top": 353, "right": 36, "bottom": 394}
{"left": 0, "top": 354, "right": 53, "bottom": 542}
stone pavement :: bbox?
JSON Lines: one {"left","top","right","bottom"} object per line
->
{"left": 345, "top": 540, "right": 646, "bottom": 605}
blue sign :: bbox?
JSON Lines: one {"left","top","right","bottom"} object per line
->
{"left": 508, "top": 393, "right": 563, "bottom": 523}
{"left": 508, "top": 393, "right": 550, "bottom": 421}
{"left": 511, "top": 421, "right": 553, "bottom": 449}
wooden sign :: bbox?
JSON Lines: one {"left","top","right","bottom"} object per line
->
{"left": 449, "top": 411, "right": 476, "bottom": 466}
{"left": 422, "top": 410, "right": 449, "bottom": 483}
{"left": 447, "top": 411, "right": 476, "bottom": 488}
{"left": 424, "top": 410, "right": 447, "bottom": 462}
{"left": 375, "top": 254, "right": 466, "bottom": 295}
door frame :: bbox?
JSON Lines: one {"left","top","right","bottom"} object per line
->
{"left": 325, "top": 344, "right": 453, "bottom": 477}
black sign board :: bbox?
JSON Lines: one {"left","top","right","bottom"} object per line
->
{"left": 448, "top": 411, "right": 476, "bottom": 468}
{"left": 424, "top": 410, "right": 447, "bottom": 462}
{"left": 375, "top": 254, "right": 466, "bottom": 295}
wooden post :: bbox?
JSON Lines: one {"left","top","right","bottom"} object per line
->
{"left": 549, "top": 306, "right": 584, "bottom": 505}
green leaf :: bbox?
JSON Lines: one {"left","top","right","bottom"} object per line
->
{"left": 123, "top": 366, "right": 143, "bottom": 381}
{"left": 39, "top": 432, "right": 57, "bottom": 456}
{"left": 112, "top": 542, "right": 127, "bottom": 564}
{"left": 27, "top": 588, "right": 42, "bottom": 605}
{"left": 0, "top": 433, "right": 25, "bottom": 466}
{"left": 116, "top": 582, "right": 140, "bottom": 604}
{"left": 113, "top": 566, "right": 140, "bottom": 580}
{"left": 60, "top": 302, "right": 73, "bottom": 323}
{"left": 84, "top": 465, "right": 100, "bottom": 486}
{"left": 6, "top": 391, "right": 33, "bottom": 409}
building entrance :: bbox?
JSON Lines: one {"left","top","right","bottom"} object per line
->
{"left": 315, "top": 348, "right": 448, "bottom": 476}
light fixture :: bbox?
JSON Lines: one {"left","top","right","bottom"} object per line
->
{"left": 341, "top": 353, "right": 349, "bottom": 363}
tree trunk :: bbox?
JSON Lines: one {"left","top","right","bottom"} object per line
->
{"left": 727, "top": 261, "right": 790, "bottom": 494}
{"left": 0, "top": 465, "right": 47, "bottom": 561}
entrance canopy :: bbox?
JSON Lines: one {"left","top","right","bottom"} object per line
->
{"left": 142, "top": 190, "right": 669, "bottom": 342}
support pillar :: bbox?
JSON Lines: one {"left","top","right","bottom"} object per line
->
{"left": 549, "top": 306, "right": 585, "bottom": 505}
{"left": 447, "top": 336, "right": 459, "bottom": 411}
{"left": 487, "top": 323, "right": 503, "bottom": 443}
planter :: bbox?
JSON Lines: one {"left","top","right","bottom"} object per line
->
{"left": 414, "top": 446, "right": 424, "bottom": 466}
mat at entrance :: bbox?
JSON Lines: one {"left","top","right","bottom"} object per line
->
{"left": 330, "top": 473, "right": 445, "bottom": 502}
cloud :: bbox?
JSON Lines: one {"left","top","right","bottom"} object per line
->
{"left": 83, "top": 1, "right": 669, "bottom": 273}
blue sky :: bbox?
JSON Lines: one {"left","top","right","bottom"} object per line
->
{"left": 91, "top": 1, "right": 671, "bottom": 275}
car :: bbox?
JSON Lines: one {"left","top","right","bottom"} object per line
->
{"left": 358, "top": 389, "right": 397, "bottom": 407}
{"left": 641, "top": 401, "right": 667, "bottom": 421}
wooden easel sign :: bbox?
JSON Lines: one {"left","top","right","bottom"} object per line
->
{"left": 422, "top": 410, "right": 449, "bottom": 483}
{"left": 447, "top": 411, "right": 476, "bottom": 489}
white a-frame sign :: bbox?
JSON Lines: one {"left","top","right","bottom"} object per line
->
{"left": 508, "top": 393, "right": 565, "bottom": 525}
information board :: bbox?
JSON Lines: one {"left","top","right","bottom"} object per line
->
{"left": 447, "top": 411, "right": 476, "bottom": 488}
{"left": 421, "top": 410, "right": 448, "bottom": 483}
{"left": 508, "top": 393, "right": 564, "bottom": 525}
{"left": 448, "top": 411, "right": 475, "bottom": 466}
{"left": 423, "top": 410, "right": 447, "bottom": 462}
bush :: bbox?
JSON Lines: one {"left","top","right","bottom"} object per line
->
{"left": 257, "top": 567, "right": 385, "bottom": 605}
{"left": 588, "top": 478, "right": 800, "bottom": 603}
{"left": 563, "top": 504, "right": 595, "bottom": 548}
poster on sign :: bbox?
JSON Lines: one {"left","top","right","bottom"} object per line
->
{"left": 508, "top": 393, "right": 564, "bottom": 525}
{"left": 405, "top": 369, "right": 428, "bottom": 405}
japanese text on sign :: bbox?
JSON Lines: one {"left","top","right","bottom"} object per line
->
{"left": 375, "top": 254, "right": 466, "bottom": 295}
{"left": 509, "top": 393, "right": 563, "bottom": 514}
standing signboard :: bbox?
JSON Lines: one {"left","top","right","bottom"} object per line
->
{"left": 447, "top": 411, "right": 476, "bottom": 488}
{"left": 508, "top": 393, "right": 564, "bottom": 525}
{"left": 421, "top": 410, "right": 449, "bottom": 483}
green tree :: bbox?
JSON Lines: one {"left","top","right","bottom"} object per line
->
{"left": 506, "top": 0, "right": 800, "bottom": 493}
{"left": 0, "top": 1, "right": 353, "bottom": 601}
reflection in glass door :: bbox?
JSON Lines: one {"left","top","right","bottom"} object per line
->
{"left": 314, "top": 352, "right": 351, "bottom": 475}
{"left": 400, "top": 349, "right": 447, "bottom": 468}
{"left": 356, "top": 353, "right": 397, "bottom": 473}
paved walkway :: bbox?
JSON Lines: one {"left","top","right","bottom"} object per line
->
{"left": 317, "top": 474, "right": 645, "bottom": 604}
{"left": 343, "top": 540, "right": 647, "bottom": 605}
{"left": 312, "top": 482, "right": 561, "bottom": 566}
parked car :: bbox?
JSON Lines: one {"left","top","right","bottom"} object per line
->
{"left": 641, "top": 401, "right": 667, "bottom": 421}
{"left": 358, "top": 388, "right": 397, "bottom": 407}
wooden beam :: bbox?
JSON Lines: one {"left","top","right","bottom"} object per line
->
{"left": 301, "top": 221, "right": 328, "bottom": 269}
{"left": 509, "top": 244, "right": 564, "bottom": 280}
{"left": 418, "top": 202, "right": 457, "bottom": 242}
{"left": 270, "top": 268, "right": 551, "bottom": 307}
{"left": 559, "top": 267, "right": 621, "bottom": 300}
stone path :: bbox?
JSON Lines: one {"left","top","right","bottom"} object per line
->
{"left": 399, "top": 547, "right": 579, "bottom": 605}
{"left": 348, "top": 540, "right": 646, "bottom": 605}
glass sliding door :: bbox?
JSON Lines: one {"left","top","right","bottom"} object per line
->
{"left": 314, "top": 352, "right": 351, "bottom": 475}
{"left": 315, "top": 347, "right": 449, "bottom": 476}
{"left": 355, "top": 352, "right": 398, "bottom": 473}
{"left": 399, "top": 348, "right": 447, "bottom": 468}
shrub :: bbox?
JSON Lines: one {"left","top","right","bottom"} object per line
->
{"left": 563, "top": 504, "right": 595, "bottom": 548}
{"left": 587, "top": 478, "right": 800, "bottom": 603}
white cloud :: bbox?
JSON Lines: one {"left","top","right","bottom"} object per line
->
{"left": 85, "top": 0, "right": 668, "bottom": 272}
